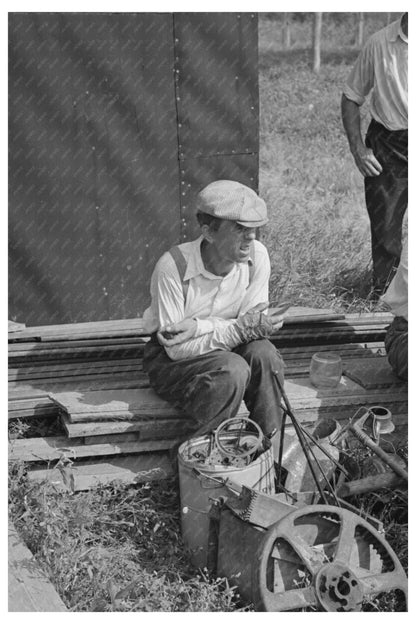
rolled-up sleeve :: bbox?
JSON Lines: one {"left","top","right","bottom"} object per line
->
{"left": 149, "top": 253, "right": 185, "bottom": 330}
{"left": 165, "top": 320, "right": 243, "bottom": 360}
{"left": 343, "top": 39, "right": 375, "bottom": 105}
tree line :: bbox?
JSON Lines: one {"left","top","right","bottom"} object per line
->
{"left": 280, "top": 12, "right": 395, "bottom": 73}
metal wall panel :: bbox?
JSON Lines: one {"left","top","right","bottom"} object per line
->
{"left": 9, "top": 13, "right": 180, "bottom": 323}
{"left": 9, "top": 12, "right": 259, "bottom": 324}
{"left": 173, "top": 12, "right": 259, "bottom": 241}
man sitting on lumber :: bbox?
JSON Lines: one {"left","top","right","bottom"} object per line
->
{"left": 143, "top": 180, "right": 286, "bottom": 452}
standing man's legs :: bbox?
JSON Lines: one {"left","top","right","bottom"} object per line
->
{"left": 384, "top": 316, "right": 408, "bottom": 381}
{"left": 365, "top": 121, "right": 408, "bottom": 295}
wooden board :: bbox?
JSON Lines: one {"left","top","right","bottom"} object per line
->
{"left": 7, "top": 349, "right": 382, "bottom": 390}
{"left": 8, "top": 331, "right": 390, "bottom": 366}
{"left": 8, "top": 349, "right": 379, "bottom": 381}
{"left": 285, "top": 376, "right": 407, "bottom": 409}
{"left": 61, "top": 406, "right": 408, "bottom": 439}
{"left": 9, "top": 325, "right": 388, "bottom": 353}
{"left": 27, "top": 452, "right": 174, "bottom": 491}
{"left": 8, "top": 336, "right": 147, "bottom": 351}
{"left": 343, "top": 357, "right": 408, "bottom": 390}
{"left": 8, "top": 360, "right": 143, "bottom": 382}
{"left": 8, "top": 406, "right": 59, "bottom": 420}
{"left": 50, "top": 389, "right": 248, "bottom": 422}
{"left": 8, "top": 318, "right": 147, "bottom": 342}
{"left": 8, "top": 521, "right": 67, "bottom": 611}
{"left": 51, "top": 388, "right": 183, "bottom": 422}
{"left": 271, "top": 306, "right": 344, "bottom": 324}
{"left": 62, "top": 414, "right": 191, "bottom": 439}
{"left": 8, "top": 320, "right": 26, "bottom": 332}
{"left": 10, "top": 308, "right": 344, "bottom": 343}
{"left": 8, "top": 378, "right": 148, "bottom": 403}
{"left": 47, "top": 378, "right": 409, "bottom": 427}
{"left": 9, "top": 312, "right": 392, "bottom": 346}
{"left": 292, "top": 405, "right": 407, "bottom": 426}
{"left": 9, "top": 435, "right": 180, "bottom": 462}
{"left": 53, "top": 379, "right": 385, "bottom": 414}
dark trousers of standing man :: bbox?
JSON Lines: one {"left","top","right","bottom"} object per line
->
{"left": 143, "top": 336, "right": 284, "bottom": 440}
{"left": 365, "top": 119, "right": 408, "bottom": 295}
{"left": 384, "top": 316, "right": 408, "bottom": 381}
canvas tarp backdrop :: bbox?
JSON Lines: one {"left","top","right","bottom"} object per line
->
{"left": 9, "top": 12, "right": 259, "bottom": 325}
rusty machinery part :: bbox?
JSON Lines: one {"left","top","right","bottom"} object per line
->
{"left": 333, "top": 406, "right": 394, "bottom": 449}
{"left": 361, "top": 453, "right": 407, "bottom": 479}
{"left": 203, "top": 448, "right": 248, "bottom": 468}
{"left": 214, "top": 417, "right": 264, "bottom": 459}
{"left": 252, "top": 505, "right": 407, "bottom": 612}
{"left": 349, "top": 423, "right": 408, "bottom": 482}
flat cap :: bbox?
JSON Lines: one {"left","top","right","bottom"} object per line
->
{"left": 196, "top": 180, "right": 268, "bottom": 228}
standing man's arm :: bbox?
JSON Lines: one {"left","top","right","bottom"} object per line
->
{"left": 341, "top": 94, "right": 383, "bottom": 177}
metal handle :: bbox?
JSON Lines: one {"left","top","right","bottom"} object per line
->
{"left": 349, "top": 423, "right": 408, "bottom": 481}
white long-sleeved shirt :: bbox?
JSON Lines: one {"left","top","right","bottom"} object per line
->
{"left": 343, "top": 19, "right": 407, "bottom": 131}
{"left": 143, "top": 236, "right": 270, "bottom": 360}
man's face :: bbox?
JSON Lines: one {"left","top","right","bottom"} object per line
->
{"left": 209, "top": 220, "right": 256, "bottom": 264}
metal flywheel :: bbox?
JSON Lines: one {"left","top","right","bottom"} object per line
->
{"left": 252, "top": 504, "right": 407, "bottom": 612}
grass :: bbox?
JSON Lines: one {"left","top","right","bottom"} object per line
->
{"left": 8, "top": 464, "right": 244, "bottom": 612}
{"left": 8, "top": 446, "right": 408, "bottom": 612}
{"left": 8, "top": 13, "right": 407, "bottom": 612}
{"left": 259, "top": 12, "right": 406, "bottom": 311}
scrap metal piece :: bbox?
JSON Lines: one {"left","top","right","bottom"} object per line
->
{"left": 214, "top": 417, "right": 264, "bottom": 460}
{"left": 315, "top": 562, "right": 363, "bottom": 611}
{"left": 252, "top": 505, "right": 407, "bottom": 612}
{"left": 349, "top": 423, "right": 408, "bottom": 481}
{"left": 224, "top": 485, "right": 299, "bottom": 526}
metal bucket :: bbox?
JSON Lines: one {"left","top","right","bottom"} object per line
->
{"left": 178, "top": 434, "right": 274, "bottom": 569}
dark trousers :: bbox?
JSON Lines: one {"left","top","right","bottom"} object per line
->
{"left": 385, "top": 316, "right": 408, "bottom": 381}
{"left": 143, "top": 338, "right": 285, "bottom": 439}
{"left": 365, "top": 119, "right": 408, "bottom": 293}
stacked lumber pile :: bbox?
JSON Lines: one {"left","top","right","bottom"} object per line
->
{"left": 9, "top": 311, "right": 407, "bottom": 491}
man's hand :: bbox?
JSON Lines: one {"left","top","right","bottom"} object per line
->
{"left": 341, "top": 95, "right": 383, "bottom": 178}
{"left": 236, "top": 302, "right": 286, "bottom": 342}
{"left": 157, "top": 318, "right": 197, "bottom": 347}
{"left": 352, "top": 144, "right": 383, "bottom": 177}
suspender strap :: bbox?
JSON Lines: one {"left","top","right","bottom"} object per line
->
{"left": 169, "top": 245, "right": 189, "bottom": 302}
{"left": 248, "top": 240, "right": 255, "bottom": 285}
{"left": 169, "top": 239, "right": 256, "bottom": 303}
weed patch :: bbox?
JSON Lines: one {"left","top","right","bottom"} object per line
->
{"left": 8, "top": 464, "right": 246, "bottom": 611}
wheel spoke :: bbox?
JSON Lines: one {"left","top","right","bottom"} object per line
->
{"left": 262, "top": 585, "right": 318, "bottom": 612}
{"left": 279, "top": 529, "right": 326, "bottom": 575}
{"left": 334, "top": 513, "right": 357, "bottom": 564}
{"left": 359, "top": 571, "right": 408, "bottom": 597}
